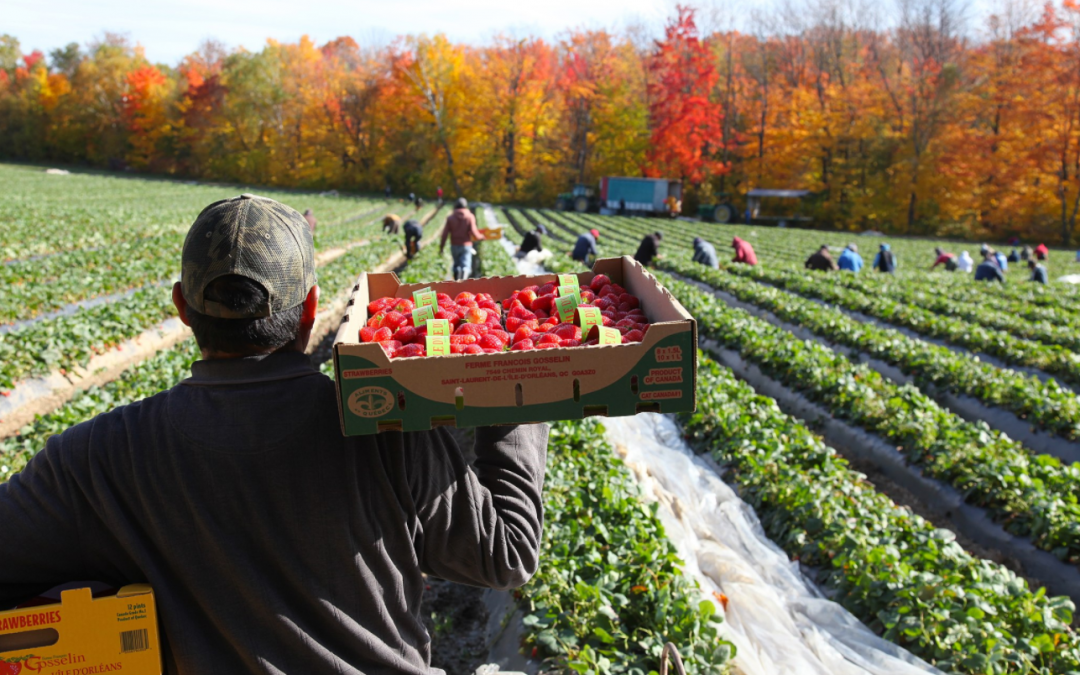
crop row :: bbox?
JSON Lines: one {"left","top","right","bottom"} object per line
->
{"left": 660, "top": 272, "right": 1080, "bottom": 563}
{"left": 519, "top": 420, "right": 733, "bottom": 674}
{"left": 683, "top": 354, "right": 1078, "bottom": 674}
{"left": 715, "top": 262, "right": 1080, "bottom": 389}
{"left": 660, "top": 257, "right": 1080, "bottom": 441}
{"left": 0, "top": 163, "right": 385, "bottom": 260}
{"left": 2, "top": 202, "right": 392, "bottom": 327}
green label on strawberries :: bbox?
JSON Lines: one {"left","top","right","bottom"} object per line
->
{"left": 557, "top": 284, "right": 581, "bottom": 302}
{"left": 426, "top": 335, "right": 450, "bottom": 356}
{"left": 578, "top": 306, "right": 602, "bottom": 335}
{"left": 427, "top": 319, "right": 451, "bottom": 337}
{"left": 558, "top": 274, "right": 577, "bottom": 287}
{"left": 597, "top": 326, "right": 621, "bottom": 345}
{"left": 413, "top": 288, "right": 437, "bottom": 309}
{"left": 413, "top": 304, "right": 435, "bottom": 328}
{"left": 554, "top": 295, "right": 579, "bottom": 323}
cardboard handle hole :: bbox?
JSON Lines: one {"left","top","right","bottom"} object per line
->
{"left": 398, "top": 391, "right": 407, "bottom": 410}
{"left": 636, "top": 402, "right": 661, "bottom": 414}
{"left": 572, "top": 379, "right": 581, "bottom": 403}
{"left": 515, "top": 383, "right": 523, "bottom": 407}
{"left": 0, "top": 627, "right": 59, "bottom": 653}
{"left": 454, "top": 387, "right": 464, "bottom": 411}
{"left": 583, "top": 405, "right": 607, "bottom": 418}
{"left": 630, "top": 375, "right": 639, "bottom": 395}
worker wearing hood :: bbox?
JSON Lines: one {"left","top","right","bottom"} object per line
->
{"left": 731, "top": 236, "right": 758, "bottom": 266}
{"left": 872, "top": 243, "right": 897, "bottom": 273}
{"left": 692, "top": 237, "right": 719, "bottom": 268}
{"left": 838, "top": 244, "right": 863, "bottom": 272}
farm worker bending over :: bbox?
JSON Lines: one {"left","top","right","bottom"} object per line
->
{"left": 0, "top": 194, "right": 549, "bottom": 674}
{"left": 634, "top": 231, "right": 663, "bottom": 267}
{"left": 440, "top": 197, "right": 485, "bottom": 280}
{"left": 957, "top": 251, "right": 974, "bottom": 272}
{"left": 518, "top": 226, "right": 543, "bottom": 258}
{"left": 837, "top": 243, "right": 863, "bottom": 272}
{"left": 930, "top": 247, "right": 957, "bottom": 271}
{"left": 873, "top": 243, "right": 897, "bottom": 273}
{"left": 302, "top": 209, "right": 317, "bottom": 234}
{"left": 731, "top": 236, "right": 757, "bottom": 266}
{"left": 571, "top": 228, "right": 600, "bottom": 263}
{"left": 1029, "top": 258, "right": 1049, "bottom": 284}
{"left": 1035, "top": 243, "right": 1049, "bottom": 260}
{"left": 975, "top": 250, "right": 1006, "bottom": 283}
{"left": 383, "top": 213, "right": 401, "bottom": 234}
{"left": 692, "top": 237, "right": 719, "bottom": 268}
{"left": 805, "top": 244, "right": 837, "bottom": 271}
{"left": 403, "top": 218, "right": 423, "bottom": 260}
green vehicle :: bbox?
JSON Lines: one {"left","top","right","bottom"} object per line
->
{"left": 555, "top": 184, "right": 597, "bottom": 213}
{"left": 698, "top": 193, "right": 739, "bottom": 223}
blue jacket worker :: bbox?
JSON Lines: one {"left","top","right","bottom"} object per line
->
{"left": 838, "top": 244, "right": 863, "bottom": 272}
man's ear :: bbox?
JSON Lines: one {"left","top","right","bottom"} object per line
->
{"left": 172, "top": 282, "right": 191, "bottom": 326}
{"left": 302, "top": 285, "right": 320, "bottom": 326}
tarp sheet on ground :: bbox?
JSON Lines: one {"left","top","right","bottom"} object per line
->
{"left": 604, "top": 414, "right": 943, "bottom": 675}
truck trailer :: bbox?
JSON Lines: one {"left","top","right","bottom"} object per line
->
{"left": 600, "top": 177, "right": 682, "bottom": 214}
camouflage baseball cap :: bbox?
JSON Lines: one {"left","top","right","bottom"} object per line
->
{"left": 181, "top": 194, "right": 316, "bottom": 319}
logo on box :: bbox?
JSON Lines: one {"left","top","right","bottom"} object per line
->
{"left": 348, "top": 387, "right": 395, "bottom": 417}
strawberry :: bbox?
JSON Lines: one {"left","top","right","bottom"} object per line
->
{"left": 618, "top": 293, "right": 640, "bottom": 309}
{"left": 463, "top": 344, "right": 484, "bottom": 354}
{"left": 478, "top": 299, "right": 499, "bottom": 312}
{"left": 464, "top": 306, "right": 487, "bottom": 324}
{"left": 559, "top": 338, "right": 582, "bottom": 348}
{"left": 450, "top": 344, "right": 466, "bottom": 355}
{"left": 615, "top": 318, "right": 636, "bottom": 329}
{"left": 598, "top": 284, "right": 616, "bottom": 298}
{"left": 478, "top": 334, "right": 507, "bottom": 351}
{"left": 450, "top": 334, "right": 478, "bottom": 346}
{"left": 536, "top": 342, "right": 559, "bottom": 349}
{"left": 379, "top": 339, "right": 402, "bottom": 356}
{"left": 510, "top": 339, "right": 535, "bottom": 351}
{"left": 373, "top": 327, "right": 393, "bottom": 342}
{"left": 589, "top": 273, "right": 611, "bottom": 292}
{"left": 579, "top": 289, "right": 596, "bottom": 304}
{"left": 368, "top": 298, "right": 393, "bottom": 314}
{"left": 436, "top": 292, "right": 453, "bottom": 303}
{"left": 455, "top": 323, "right": 484, "bottom": 336}
{"left": 531, "top": 293, "right": 555, "bottom": 313}
{"left": 476, "top": 292, "right": 495, "bottom": 303}
{"left": 0, "top": 660, "right": 23, "bottom": 675}
{"left": 517, "top": 289, "right": 538, "bottom": 307}
{"left": 617, "top": 302, "right": 635, "bottom": 313}
{"left": 513, "top": 325, "right": 536, "bottom": 344}
{"left": 535, "top": 322, "right": 558, "bottom": 333}
{"left": 392, "top": 298, "right": 415, "bottom": 313}
{"left": 538, "top": 282, "right": 556, "bottom": 296}
{"left": 488, "top": 330, "right": 511, "bottom": 345}
{"left": 536, "top": 333, "right": 561, "bottom": 345}
{"left": 396, "top": 343, "right": 426, "bottom": 358}
{"left": 455, "top": 291, "right": 476, "bottom": 304}
{"left": 624, "top": 329, "right": 645, "bottom": 342}
{"left": 553, "top": 324, "right": 581, "bottom": 341}
{"left": 392, "top": 325, "right": 418, "bottom": 344}
{"left": 382, "top": 310, "right": 405, "bottom": 330}
{"left": 506, "top": 317, "right": 538, "bottom": 333}
{"left": 359, "top": 326, "right": 377, "bottom": 343}
{"left": 368, "top": 312, "right": 387, "bottom": 328}
{"left": 482, "top": 348, "right": 500, "bottom": 354}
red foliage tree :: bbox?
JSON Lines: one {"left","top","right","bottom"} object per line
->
{"left": 645, "top": 5, "right": 727, "bottom": 185}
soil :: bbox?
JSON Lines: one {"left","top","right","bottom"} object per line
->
{"left": 421, "top": 576, "right": 492, "bottom": 675}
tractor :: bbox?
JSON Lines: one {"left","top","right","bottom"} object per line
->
{"left": 555, "top": 184, "right": 598, "bottom": 213}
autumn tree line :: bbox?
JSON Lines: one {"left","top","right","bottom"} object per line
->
{"left": 4, "top": 1, "right": 1080, "bottom": 243}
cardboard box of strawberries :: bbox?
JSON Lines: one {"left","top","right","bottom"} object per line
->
{"left": 332, "top": 256, "right": 696, "bottom": 435}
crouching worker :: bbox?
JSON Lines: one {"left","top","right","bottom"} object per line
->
{"left": 692, "top": 237, "right": 719, "bottom": 268}
{"left": 0, "top": 194, "right": 550, "bottom": 674}
{"left": 731, "top": 236, "right": 757, "bottom": 266}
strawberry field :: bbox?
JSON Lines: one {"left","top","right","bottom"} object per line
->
{"left": 4, "top": 163, "right": 1080, "bottom": 673}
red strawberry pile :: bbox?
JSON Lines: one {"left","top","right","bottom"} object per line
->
{"left": 359, "top": 273, "right": 649, "bottom": 357}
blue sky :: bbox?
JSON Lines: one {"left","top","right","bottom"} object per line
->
{"left": 9, "top": 0, "right": 999, "bottom": 65}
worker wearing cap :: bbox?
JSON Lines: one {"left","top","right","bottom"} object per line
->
{"left": 439, "top": 198, "right": 484, "bottom": 280}
{"left": 571, "top": 228, "right": 599, "bottom": 263}
{"left": 0, "top": 194, "right": 549, "bottom": 673}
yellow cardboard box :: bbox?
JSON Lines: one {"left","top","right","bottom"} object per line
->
{"left": 0, "top": 585, "right": 161, "bottom": 674}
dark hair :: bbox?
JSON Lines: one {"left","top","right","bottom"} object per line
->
{"left": 186, "top": 275, "right": 303, "bottom": 354}
{"left": 654, "top": 231, "right": 663, "bottom": 240}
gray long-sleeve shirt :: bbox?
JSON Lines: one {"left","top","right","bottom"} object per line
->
{"left": 0, "top": 351, "right": 549, "bottom": 674}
